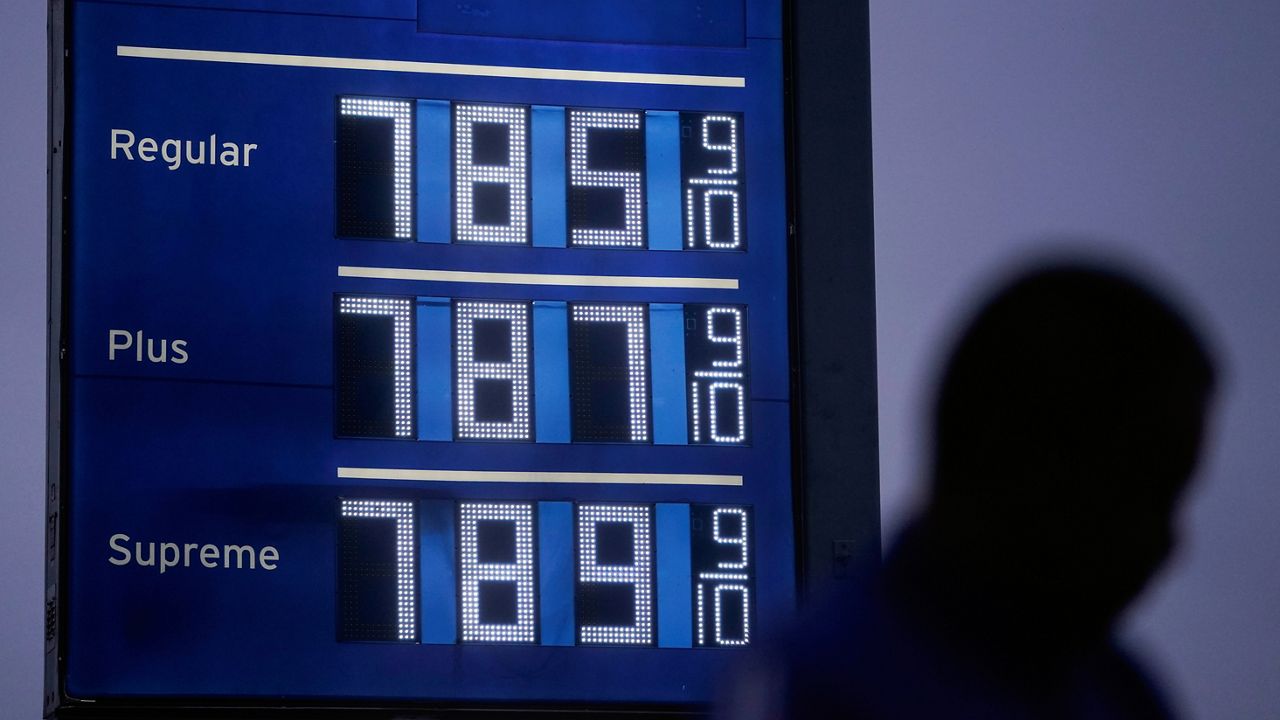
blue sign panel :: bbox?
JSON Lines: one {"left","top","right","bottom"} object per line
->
{"left": 61, "top": 0, "right": 791, "bottom": 708}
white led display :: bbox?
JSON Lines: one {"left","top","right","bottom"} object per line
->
{"left": 684, "top": 187, "right": 697, "bottom": 250}
{"left": 568, "top": 110, "right": 644, "bottom": 247}
{"left": 571, "top": 304, "right": 650, "bottom": 442}
{"left": 454, "top": 103, "right": 528, "bottom": 244}
{"left": 684, "top": 114, "right": 742, "bottom": 250}
{"left": 338, "top": 296, "right": 414, "bottom": 438}
{"left": 690, "top": 379, "right": 702, "bottom": 443}
{"left": 453, "top": 300, "right": 531, "bottom": 441}
{"left": 700, "top": 188, "right": 742, "bottom": 250}
{"left": 690, "top": 307, "right": 746, "bottom": 444}
{"left": 706, "top": 307, "right": 744, "bottom": 368}
{"left": 686, "top": 185, "right": 747, "bottom": 248}
{"left": 693, "top": 577, "right": 750, "bottom": 646}
{"left": 711, "top": 507, "right": 749, "bottom": 569}
{"left": 340, "top": 499, "right": 417, "bottom": 641}
{"left": 458, "top": 502, "right": 537, "bottom": 643}
{"left": 339, "top": 97, "right": 412, "bottom": 239}
{"left": 712, "top": 585, "right": 751, "bottom": 646}
{"left": 701, "top": 114, "right": 739, "bottom": 175}
{"left": 696, "top": 507, "right": 752, "bottom": 647}
{"left": 708, "top": 382, "right": 746, "bottom": 443}
{"left": 577, "top": 504, "right": 654, "bottom": 645}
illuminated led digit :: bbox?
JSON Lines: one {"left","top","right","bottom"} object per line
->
{"left": 576, "top": 504, "right": 654, "bottom": 645}
{"left": 453, "top": 300, "right": 532, "bottom": 441}
{"left": 712, "top": 507, "right": 749, "bottom": 568}
{"left": 569, "top": 304, "right": 650, "bottom": 443}
{"left": 699, "top": 187, "right": 742, "bottom": 250}
{"left": 336, "top": 296, "right": 414, "bottom": 438}
{"left": 685, "top": 306, "right": 748, "bottom": 445}
{"left": 458, "top": 502, "right": 537, "bottom": 643}
{"left": 567, "top": 109, "right": 646, "bottom": 248}
{"left": 712, "top": 585, "right": 750, "bottom": 646}
{"left": 693, "top": 506, "right": 752, "bottom": 647}
{"left": 454, "top": 103, "right": 529, "bottom": 244}
{"left": 337, "top": 97, "right": 413, "bottom": 239}
{"left": 706, "top": 307, "right": 743, "bottom": 368}
{"left": 701, "top": 114, "right": 739, "bottom": 175}
{"left": 338, "top": 499, "right": 417, "bottom": 642}
{"left": 701, "top": 303, "right": 747, "bottom": 443}
{"left": 681, "top": 113, "right": 745, "bottom": 250}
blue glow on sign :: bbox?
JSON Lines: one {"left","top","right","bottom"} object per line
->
{"left": 64, "top": 0, "right": 796, "bottom": 706}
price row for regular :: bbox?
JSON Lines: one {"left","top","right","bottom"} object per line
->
{"left": 337, "top": 296, "right": 751, "bottom": 445}
{"left": 337, "top": 96, "right": 746, "bottom": 250}
{"left": 338, "top": 499, "right": 754, "bottom": 648}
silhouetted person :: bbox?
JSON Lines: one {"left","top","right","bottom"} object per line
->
{"left": 729, "top": 263, "right": 1216, "bottom": 719}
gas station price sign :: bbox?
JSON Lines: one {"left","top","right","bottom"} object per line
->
{"left": 45, "top": 0, "right": 880, "bottom": 715}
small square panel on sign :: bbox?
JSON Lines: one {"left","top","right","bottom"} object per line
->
{"left": 575, "top": 187, "right": 627, "bottom": 229}
{"left": 478, "top": 581, "right": 519, "bottom": 625}
{"left": 472, "top": 182, "right": 512, "bottom": 226}
{"left": 472, "top": 122, "right": 511, "bottom": 166}
{"left": 577, "top": 583, "right": 637, "bottom": 629}
{"left": 477, "top": 520, "right": 518, "bottom": 564}
{"left": 474, "top": 380, "right": 515, "bottom": 422}
{"left": 472, "top": 319, "right": 513, "bottom": 362}
{"left": 595, "top": 522, "right": 635, "bottom": 566}
{"left": 587, "top": 127, "right": 642, "bottom": 171}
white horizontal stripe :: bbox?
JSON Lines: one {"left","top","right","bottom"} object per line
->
{"left": 338, "top": 467, "right": 743, "bottom": 487}
{"left": 338, "top": 265, "right": 739, "bottom": 290}
{"left": 117, "top": 45, "right": 746, "bottom": 88}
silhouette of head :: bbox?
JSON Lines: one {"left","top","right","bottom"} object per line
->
{"left": 926, "top": 263, "right": 1215, "bottom": 636}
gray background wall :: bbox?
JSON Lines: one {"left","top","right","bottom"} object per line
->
{"left": 1, "top": 1, "right": 53, "bottom": 718}
{"left": 870, "top": 3, "right": 1280, "bottom": 718}
{"left": 1, "top": 1, "right": 1276, "bottom": 717}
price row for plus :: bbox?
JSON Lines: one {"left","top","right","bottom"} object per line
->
{"left": 336, "top": 295, "right": 751, "bottom": 445}
{"left": 336, "top": 96, "right": 748, "bottom": 250}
